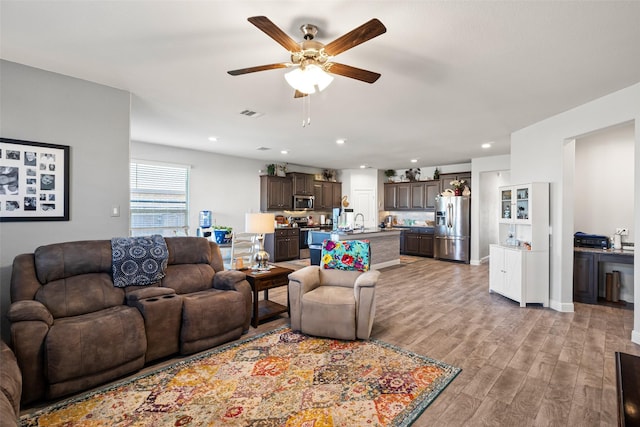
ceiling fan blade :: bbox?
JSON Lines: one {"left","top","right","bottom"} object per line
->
{"left": 323, "top": 18, "right": 386, "bottom": 56}
{"left": 248, "top": 16, "right": 301, "bottom": 53}
{"left": 294, "top": 90, "right": 308, "bottom": 98}
{"left": 227, "top": 63, "right": 290, "bottom": 76}
{"left": 326, "top": 62, "right": 381, "bottom": 83}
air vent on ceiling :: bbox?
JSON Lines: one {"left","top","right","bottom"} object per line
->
{"left": 256, "top": 147, "right": 271, "bottom": 151}
{"left": 239, "top": 109, "right": 264, "bottom": 118}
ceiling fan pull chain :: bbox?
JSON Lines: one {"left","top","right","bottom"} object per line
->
{"left": 301, "top": 94, "right": 311, "bottom": 127}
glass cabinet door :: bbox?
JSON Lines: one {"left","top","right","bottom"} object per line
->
{"left": 515, "top": 185, "right": 530, "bottom": 223}
{"left": 500, "top": 189, "right": 512, "bottom": 221}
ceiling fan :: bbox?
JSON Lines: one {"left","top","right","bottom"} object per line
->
{"left": 227, "top": 16, "right": 387, "bottom": 97}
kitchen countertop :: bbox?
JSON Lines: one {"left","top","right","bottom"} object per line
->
{"left": 389, "top": 225, "right": 434, "bottom": 232}
{"left": 312, "top": 229, "right": 402, "bottom": 239}
{"left": 574, "top": 246, "right": 634, "bottom": 256}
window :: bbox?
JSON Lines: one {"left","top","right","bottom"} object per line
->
{"left": 130, "top": 161, "right": 190, "bottom": 237}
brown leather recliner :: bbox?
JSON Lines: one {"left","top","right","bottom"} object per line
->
{"left": 8, "top": 237, "right": 252, "bottom": 405}
{"left": 0, "top": 340, "right": 21, "bottom": 427}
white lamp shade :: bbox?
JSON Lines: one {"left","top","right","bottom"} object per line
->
{"left": 245, "top": 213, "right": 275, "bottom": 234}
{"left": 285, "top": 64, "right": 334, "bottom": 94}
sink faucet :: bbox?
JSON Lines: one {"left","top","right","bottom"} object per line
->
{"left": 354, "top": 213, "right": 365, "bottom": 231}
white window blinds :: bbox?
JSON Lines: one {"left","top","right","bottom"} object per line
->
{"left": 129, "top": 161, "right": 190, "bottom": 237}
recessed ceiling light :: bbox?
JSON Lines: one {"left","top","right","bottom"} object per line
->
{"left": 208, "top": 136, "right": 217, "bottom": 142}
{"left": 360, "top": 164, "right": 366, "bottom": 169}
{"left": 336, "top": 139, "right": 346, "bottom": 145}
{"left": 410, "top": 159, "right": 418, "bottom": 163}
{"left": 281, "top": 150, "right": 288, "bottom": 155}
{"left": 482, "top": 142, "right": 492, "bottom": 149}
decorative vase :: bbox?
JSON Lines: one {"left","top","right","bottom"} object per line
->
{"left": 454, "top": 187, "right": 462, "bottom": 196}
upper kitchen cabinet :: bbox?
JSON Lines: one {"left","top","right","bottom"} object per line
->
{"left": 260, "top": 175, "right": 293, "bottom": 211}
{"left": 313, "top": 180, "right": 342, "bottom": 209}
{"left": 425, "top": 181, "right": 440, "bottom": 210}
{"left": 439, "top": 172, "right": 471, "bottom": 193}
{"left": 384, "top": 181, "right": 439, "bottom": 211}
{"left": 288, "top": 173, "right": 314, "bottom": 195}
{"left": 383, "top": 183, "right": 398, "bottom": 210}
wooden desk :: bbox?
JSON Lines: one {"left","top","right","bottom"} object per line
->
{"left": 573, "top": 248, "right": 634, "bottom": 304}
{"left": 243, "top": 266, "right": 293, "bottom": 328}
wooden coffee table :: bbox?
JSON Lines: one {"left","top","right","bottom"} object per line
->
{"left": 243, "top": 266, "right": 294, "bottom": 328}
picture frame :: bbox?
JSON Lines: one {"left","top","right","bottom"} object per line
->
{"left": 0, "top": 137, "right": 70, "bottom": 222}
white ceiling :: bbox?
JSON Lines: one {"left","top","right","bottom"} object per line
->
{"left": 2, "top": 1, "right": 640, "bottom": 171}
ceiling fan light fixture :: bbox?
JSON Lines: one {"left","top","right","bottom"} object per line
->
{"left": 285, "top": 64, "right": 334, "bottom": 94}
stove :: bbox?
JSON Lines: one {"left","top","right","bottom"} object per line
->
{"left": 291, "top": 217, "right": 320, "bottom": 252}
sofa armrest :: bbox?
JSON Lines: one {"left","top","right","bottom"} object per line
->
{"left": 7, "top": 300, "right": 53, "bottom": 325}
{"left": 0, "top": 340, "right": 22, "bottom": 421}
{"left": 354, "top": 270, "right": 380, "bottom": 289}
{"left": 288, "top": 266, "right": 321, "bottom": 294}
{"left": 213, "top": 270, "right": 246, "bottom": 291}
{"left": 8, "top": 301, "right": 51, "bottom": 404}
{"left": 287, "top": 266, "right": 321, "bottom": 332}
{"left": 125, "top": 287, "right": 176, "bottom": 304}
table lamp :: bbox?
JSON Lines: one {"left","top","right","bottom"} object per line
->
{"left": 245, "top": 212, "right": 275, "bottom": 270}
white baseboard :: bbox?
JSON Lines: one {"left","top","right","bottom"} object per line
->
{"left": 549, "top": 299, "right": 575, "bottom": 312}
{"left": 470, "top": 255, "right": 490, "bottom": 266}
{"left": 632, "top": 330, "right": 640, "bottom": 345}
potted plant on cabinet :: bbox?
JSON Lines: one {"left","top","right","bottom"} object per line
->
{"left": 266, "top": 164, "right": 276, "bottom": 176}
{"left": 384, "top": 169, "right": 397, "bottom": 182}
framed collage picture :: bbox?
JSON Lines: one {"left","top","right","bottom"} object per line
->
{"left": 0, "top": 138, "right": 70, "bottom": 222}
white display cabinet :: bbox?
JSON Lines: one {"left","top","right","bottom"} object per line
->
{"left": 490, "top": 182, "right": 549, "bottom": 307}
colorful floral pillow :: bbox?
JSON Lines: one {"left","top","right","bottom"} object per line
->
{"left": 321, "top": 240, "right": 370, "bottom": 272}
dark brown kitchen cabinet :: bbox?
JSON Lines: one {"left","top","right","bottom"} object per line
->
{"left": 331, "top": 182, "right": 342, "bottom": 208}
{"left": 288, "top": 173, "right": 314, "bottom": 195}
{"left": 401, "top": 230, "right": 433, "bottom": 257}
{"left": 384, "top": 181, "right": 439, "bottom": 211}
{"left": 313, "top": 180, "right": 342, "bottom": 209}
{"left": 260, "top": 176, "right": 292, "bottom": 211}
{"left": 384, "top": 184, "right": 398, "bottom": 210}
{"left": 410, "top": 183, "right": 426, "bottom": 209}
{"left": 397, "top": 184, "right": 411, "bottom": 209}
{"left": 425, "top": 181, "right": 439, "bottom": 210}
{"left": 573, "top": 251, "right": 596, "bottom": 304}
{"left": 264, "top": 228, "right": 299, "bottom": 261}
{"left": 440, "top": 172, "right": 471, "bottom": 193}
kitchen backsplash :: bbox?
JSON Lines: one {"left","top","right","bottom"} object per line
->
{"left": 380, "top": 211, "right": 435, "bottom": 226}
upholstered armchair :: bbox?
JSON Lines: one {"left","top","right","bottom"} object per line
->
{"left": 288, "top": 240, "right": 380, "bottom": 340}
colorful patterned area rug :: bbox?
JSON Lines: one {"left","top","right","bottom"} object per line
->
{"left": 21, "top": 327, "right": 460, "bottom": 427}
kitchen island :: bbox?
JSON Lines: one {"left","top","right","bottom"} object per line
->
{"left": 309, "top": 229, "right": 401, "bottom": 269}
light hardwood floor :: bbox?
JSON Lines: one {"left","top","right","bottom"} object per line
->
{"left": 23, "top": 257, "right": 639, "bottom": 426}
{"left": 269, "top": 257, "right": 639, "bottom": 426}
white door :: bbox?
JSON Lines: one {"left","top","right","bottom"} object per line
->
{"left": 352, "top": 189, "right": 376, "bottom": 228}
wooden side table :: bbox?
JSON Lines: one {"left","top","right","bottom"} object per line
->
{"left": 243, "top": 266, "right": 294, "bottom": 328}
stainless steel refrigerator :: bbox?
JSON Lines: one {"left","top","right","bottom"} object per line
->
{"left": 434, "top": 195, "right": 470, "bottom": 263}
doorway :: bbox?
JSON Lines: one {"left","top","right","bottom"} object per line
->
{"left": 572, "top": 121, "right": 635, "bottom": 308}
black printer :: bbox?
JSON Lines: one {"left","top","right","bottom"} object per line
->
{"left": 574, "top": 232, "right": 609, "bottom": 249}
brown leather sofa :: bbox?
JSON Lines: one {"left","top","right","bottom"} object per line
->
{"left": 0, "top": 340, "right": 21, "bottom": 427}
{"left": 8, "top": 236, "right": 252, "bottom": 405}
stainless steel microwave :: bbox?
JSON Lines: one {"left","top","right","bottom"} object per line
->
{"left": 293, "top": 195, "right": 314, "bottom": 210}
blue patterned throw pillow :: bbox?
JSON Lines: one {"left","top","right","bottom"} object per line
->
{"left": 111, "top": 234, "right": 169, "bottom": 287}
